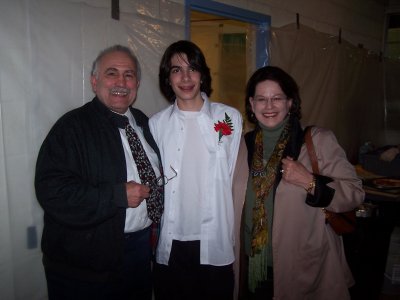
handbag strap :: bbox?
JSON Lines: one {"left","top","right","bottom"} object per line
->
{"left": 304, "top": 126, "right": 319, "bottom": 174}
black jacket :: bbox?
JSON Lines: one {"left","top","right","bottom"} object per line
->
{"left": 35, "top": 97, "right": 162, "bottom": 281}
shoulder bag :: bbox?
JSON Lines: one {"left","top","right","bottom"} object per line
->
{"left": 304, "top": 126, "right": 356, "bottom": 235}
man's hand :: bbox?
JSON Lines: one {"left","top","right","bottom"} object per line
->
{"left": 125, "top": 181, "right": 150, "bottom": 208}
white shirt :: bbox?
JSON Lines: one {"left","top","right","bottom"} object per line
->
{"left": 174, "top": 110, "right": 207, "bottom": 239}
{"left": 118, "top": 110, "right": 161, "bottom": 233}
{"left": 149, "top": 93, "right": 243, "bottom": 266}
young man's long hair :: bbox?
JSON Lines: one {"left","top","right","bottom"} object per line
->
{"left": 159, "top": 40, "right": 212, "bottom": 103}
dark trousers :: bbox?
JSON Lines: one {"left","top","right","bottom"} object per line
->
{"left": 45, "top": 226, "right": 152, "bottom": 300}
{"left": 239, "top": 264, "right": 274, "bottom": 300}
{"left": 154, "top": 240, "right": 234, "bottom": 300}
{"left": 245, "top": 279, "right": 274, "bottom": 300}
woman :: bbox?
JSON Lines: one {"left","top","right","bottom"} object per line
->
{"left": 240, "top": 66, "right": 364, "bottom": 300}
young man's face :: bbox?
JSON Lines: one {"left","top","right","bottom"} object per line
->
{"left": 91, "top": 51, "right": 140, "bottom": 114}
{"left": 169, "top": 53, "right": 203, "bottom": 108}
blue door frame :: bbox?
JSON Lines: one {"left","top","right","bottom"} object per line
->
{"left": 185, "top": 0, "right": 271, "bottom": 68}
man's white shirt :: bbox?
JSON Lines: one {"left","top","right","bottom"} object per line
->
{"left": 149, "top": 93, "right": 242, "bottom": 266}
{"left": 119, "top": 110, "right": 161, "bottom": 233}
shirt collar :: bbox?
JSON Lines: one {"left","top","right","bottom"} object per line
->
{"left": 123, "top": 109, "right": 137, "bottom": 126}
{"left": 169, "top": 92, "right": 212, "bottom": 119}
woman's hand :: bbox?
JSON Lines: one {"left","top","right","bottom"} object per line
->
{"left": 281, "top": 156, "right": 314, "bottom": 191}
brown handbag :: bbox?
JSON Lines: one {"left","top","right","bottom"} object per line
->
{"left": 304, "top": 126, "right": 356, "bottom": 235}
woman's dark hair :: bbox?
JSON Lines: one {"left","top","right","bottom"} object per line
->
{"left": 159, "top": 40, "right": 212, "bottom": 103}
{"left": 245, "top": 66, "right": 302, "bottom": 124}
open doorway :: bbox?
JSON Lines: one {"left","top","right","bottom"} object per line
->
{"left": 190, "top": 11, "right": 249, "bottom": 114}
{"left": 185, "top": 0, "right": 270, "bottom": 125}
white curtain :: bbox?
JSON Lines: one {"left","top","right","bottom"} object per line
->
{"left": 0, "top": 1, "right": 184, "bottom": 299}
{"left": 270, "top": 23, "right": 394, "bottom": 162}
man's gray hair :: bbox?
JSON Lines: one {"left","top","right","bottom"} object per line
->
{"left": 91, "top": 45, "right": 141, "bottom": 81}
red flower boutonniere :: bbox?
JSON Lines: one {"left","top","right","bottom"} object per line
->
{"left": 214, "top": 113, "right": 234, "bottom": 144}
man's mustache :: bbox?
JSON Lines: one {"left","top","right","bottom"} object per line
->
{"left": 110, "top": 87, "right": 131, "bottom": 94}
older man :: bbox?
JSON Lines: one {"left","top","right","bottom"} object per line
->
{"left": 35, "top": 45, "right": 163, "bottom": 300}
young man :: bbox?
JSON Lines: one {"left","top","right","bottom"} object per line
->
{"left": 149, "top": 40, "right": 242, "bottom": 300}
{"left": 35, "top": 45, "right": 162, "bottom": 300}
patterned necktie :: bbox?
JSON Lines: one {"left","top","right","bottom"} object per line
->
{"left": 124, "top": 118, "right": 163, "bottom": 223}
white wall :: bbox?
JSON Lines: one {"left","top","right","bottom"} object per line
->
{"left": 0, "top": 0, "right": 390, "bottom": 299}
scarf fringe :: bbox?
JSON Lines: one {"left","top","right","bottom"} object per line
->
{"left": 248, "top": 246, "right": 268, "bottom": 293}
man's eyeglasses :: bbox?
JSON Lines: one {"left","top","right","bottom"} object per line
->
{"left": 154, "top": 165, "right": 178, "bottom": 187}
{"left": 253, "top": 95, "right": 288, "bottom": 105}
